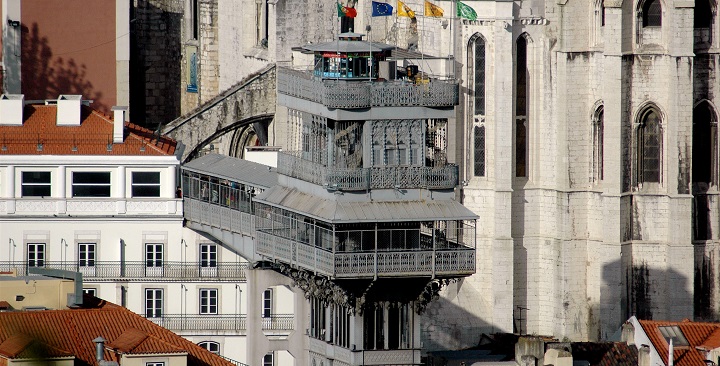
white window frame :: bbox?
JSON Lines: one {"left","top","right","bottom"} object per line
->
{"left": 199, "top": 288, "right": 218, "bottom": 315}
{"left": 131, "top": 171, "right": 161, "bottom": 197}
{"left": 83, "top": 288, "right": 97, "bottom": 296}
{"left": 145, "top": 243, "right": 163, "bottom": 268}
{"left": 145, "top": 288, "right": 163, "bottom": 318}
{"left": 263, "top": 352, "right": 274, "bottom": 366}
{"left": 21, "top": 171, "right": 51, "bottom": 197}
{"left": 198, "top": 341, "right": 220, "bottom": 354}
{"left": 27, "top": 243, "right": 45, "bottom": 267}
{"left": 71, "top": 171, "right": 111, "bottom": 197}
{"left": 78, "top": 242, "right": 96, "bottom": 267}
{"left": 200, "top": 243, "right": 217, "bottom": 267}
{"left": 262, "top": 288, "right": 273, "bottom": 318}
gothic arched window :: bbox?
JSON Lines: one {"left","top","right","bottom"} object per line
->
{"left": 467, "top": 34, "right": 486, "bottom": 177}
{"left": 695, "top": 0, "right": 713, "bottom": 28}
{"left": 642, "top": 0, "right": 662, "bottom": 27}
{"left": 693, "top": 101, "right": 718, "bottom": 186}
{"left": 593, "top": 105, "right": 604, "bottom": 182}
{"left": 515, "top": 35, "right": 529, "bottom": 177}
{"left": 636, "top": 107, "right": 662, "bottom": 184}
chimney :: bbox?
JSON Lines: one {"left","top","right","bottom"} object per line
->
{"left": 93, "top": 336, "right": 106, "bottom": 363}
{"left": 112, "top": 106, "right": 127, "bottom": 143}
{"left": 56, "top": 95, "right": 82, "bottom": 126}
{"left": 0, "top": 94, "right": 24, "bottom": 125}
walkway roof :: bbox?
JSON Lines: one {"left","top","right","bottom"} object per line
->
{"left": 254, "top": 185, "right": 478, "bottom": 223}
{"left": 183, "top": 153, "right": 278, "bottom": 189}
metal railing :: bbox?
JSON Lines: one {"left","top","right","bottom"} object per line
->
{"left": 277, "top": 67, "right": 459, "bottom": 108}
{"left": 143, "top": 314, "right": 294, "bottom": 332}
{"left": 0, "top": 261, "right": 248, "bottom": 281}
{"left": 278, "top": 151, "right": 459, "bottom": 190}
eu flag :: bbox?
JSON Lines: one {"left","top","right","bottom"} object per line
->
{"left": 372, "top": 1, "right": 394, "bottom": 16}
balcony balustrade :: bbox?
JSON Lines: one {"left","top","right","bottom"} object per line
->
{"left": 184, "top": 198, "right": 255, "bottom": 237}
{"left": 309, "top": 338, "right": 421, "bottom": 366}
{"left": 143, "top": 314, "right": 294, "bottom": 332}
{"left": 277, "top": 151, "right": 459, "bottom": 190}
{"left": 277, "top": 67, "right": 459, "bottom": 109}
{"left": 255, "top": 224, "right": 476, "bottom": 278}
{"left": 0, "top": 261, "right": 247, "bottom": 282}
{"left": 0, "top": 197, "right": 182, "bottom": 216}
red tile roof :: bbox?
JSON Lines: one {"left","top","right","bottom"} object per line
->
{"left": 0, "top": 295, "right": 233, "bottom": 366}
{"left": 639, "top": 319, "right": 720, "bottom": 366}
{"left": 0, "top": 104, "right": 176, "bottom": 156}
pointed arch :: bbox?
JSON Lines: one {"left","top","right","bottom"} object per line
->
{"left": 635, "top": 103, "right": 663, "bottom": 185}
{"left": 693, "top": 99, "right": 718, "bottom": 186}
{"left": 592, "top": 102, "right": 605, "bottom": 182}
{"left": 637, "top": 0, "right": 662, "bottom": 27}
{"left": 467, "top": 33, "right": 487, "bottom": 177}
{"left": 695, "top": 0, "right": 715, "bottom": 28}
{"left": 514, "top": 34, "right": 530, "bottom": 177}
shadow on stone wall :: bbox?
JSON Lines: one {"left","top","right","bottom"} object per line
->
{"left": 19, "top": 23, "right": 103, "bottom": 109}
{"left": 130, "top": 0, "right": 182, "bottom": 128}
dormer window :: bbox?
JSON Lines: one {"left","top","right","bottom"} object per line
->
{"left": 642, "top": 0, "right": 661, "bottom": 27}
{"left": 658, "top": 325, "right": 689, "bottom": 346}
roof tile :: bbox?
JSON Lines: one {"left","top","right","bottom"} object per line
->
{"left": 0, "top": 104, "right": 176, "bottom": 156}
{"left": 0, "top": 295, "right": 233, "bottom": 366}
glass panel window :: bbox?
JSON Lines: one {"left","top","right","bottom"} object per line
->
{"left": 638, "top": 109, "right": 662, "bottom": 184}
{"left": 78, "top": 243, "right": 96, "bottom": 267}
{"left": 83, "top": 288, "right": 97, "bottom": 296}
{"left": 474, "top": 37, "right": 485, "bottom": 116}
{"left": 198, "top": 341, "right": 220, "bottom": 354}
{"left": 263, "top": 353, "right": 274, "bottom": 366}
{"left": 200, "top": 243, "right": 217, "bottom": 267}
{"left": 27, "top": 243, "right": 45, "bottom": 267}
{"left": 474, "top": 125, "right": 485, "bottom": 177}
{"left": 21, "top": 172, "right": 51, "bottom": 197}
{"left": 147, "top": 363, "right": 164, "bottom": 366}
{"left": 262, "top": 289, "right": 272, "bottom": 318}
{"left": 72, "top": 172, "right": 111, "bottom": 197}
{"left": 199, "top": 288, "right": 218, "bottom": 314}
{"left": 145, "top": 288, "right": 163, "bottom": 318}
{"left": 132, "top": 172, "right": 161, "bottom": 197}
{"left": 146, "top": 243, "right": 163, "bottom": 267}
{"left": 642, "top": 0, "right": 661, "bottom": 27}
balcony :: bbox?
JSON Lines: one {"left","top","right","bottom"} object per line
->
{"left": 277, "top": 67, "right": 459, "bottom": 109}
{"left": 0, "top": 197, "right": 182, "bottom": 216}
{"left": 254, "top": 223, "right": 476, "bottom": 279}
{"left": 144, "top": 314, "right": 294, "bottom": 333}
{"left": 0, "top": 261, "right": 248, "bottom": 282}
{"left": 184, "top": 197, "right": 255, "bottom": 237}
{"left": 277, "top": 151, "right": 459, "bottom": 190}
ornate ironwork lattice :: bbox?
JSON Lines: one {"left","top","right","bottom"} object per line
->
{"left": 302, "top": 112, "right": 328, "bottom": 165}
{"left": 371, "top": 120, "right": 423, "bottom": 167}
{"left": 333, "top": 121, "right": 364, "bottom": 169}
{"left": 426, "top": 119, "right": 447, "bottom": 168}
{"left": 474, "top": 37, "right": 486, "bottom": 116}
{"left": 474, "top": 124, "right": 485, "bottom": 177}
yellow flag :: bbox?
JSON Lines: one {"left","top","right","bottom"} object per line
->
{"left": 397, "top": 0, "right": 416, "bottom": 17}
{"left": 424, "top": 0, "right": 443, "bottom": 17}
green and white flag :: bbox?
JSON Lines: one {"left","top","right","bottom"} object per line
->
{"left": 457, "top": 1, "right": 477, "bottom": 21}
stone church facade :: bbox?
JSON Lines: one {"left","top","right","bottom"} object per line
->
{"left": 135, "top": 0, "right": 720, "bottom": 354}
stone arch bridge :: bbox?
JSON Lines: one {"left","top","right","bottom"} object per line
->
{"left": 163, "top": 65, "right": 276, "bottom": 162}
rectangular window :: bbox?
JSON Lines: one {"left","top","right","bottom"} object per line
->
{"left": 262, "top": 289, "right": 272, "bottom": 318}
{"left": 145, "top": 288, "right": 163, "bottom": 318}
{"left": 72, "top": 172, "right": 111, "bottom": 197}
{"left": 27, "top": 243, "right": 45, "bottom": 267}
{"left": 146, "top": 243, "right": 163, "bottom": 268}
{"left": 200, "top": 243, "right": 217, "bottom": 267}
{"left": 132, "top": 172, "right": 161, "bottom": 197}
{"left": 21, "top": 172, "right": 51, "bottom": 197}
{"left": 147, "top": 363, "right": 164, "bottom": 366}
{"left": 83, "top": 288, "right": 97, "bottom": 296}
{"left": 199, "top": 288, "right": 218, "bottom": 314}
{"left": 78, "top": 243, "right": 96, "bottom": 267}
{"left": 191, "top": 0, "right": 199, "bottom": 40}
